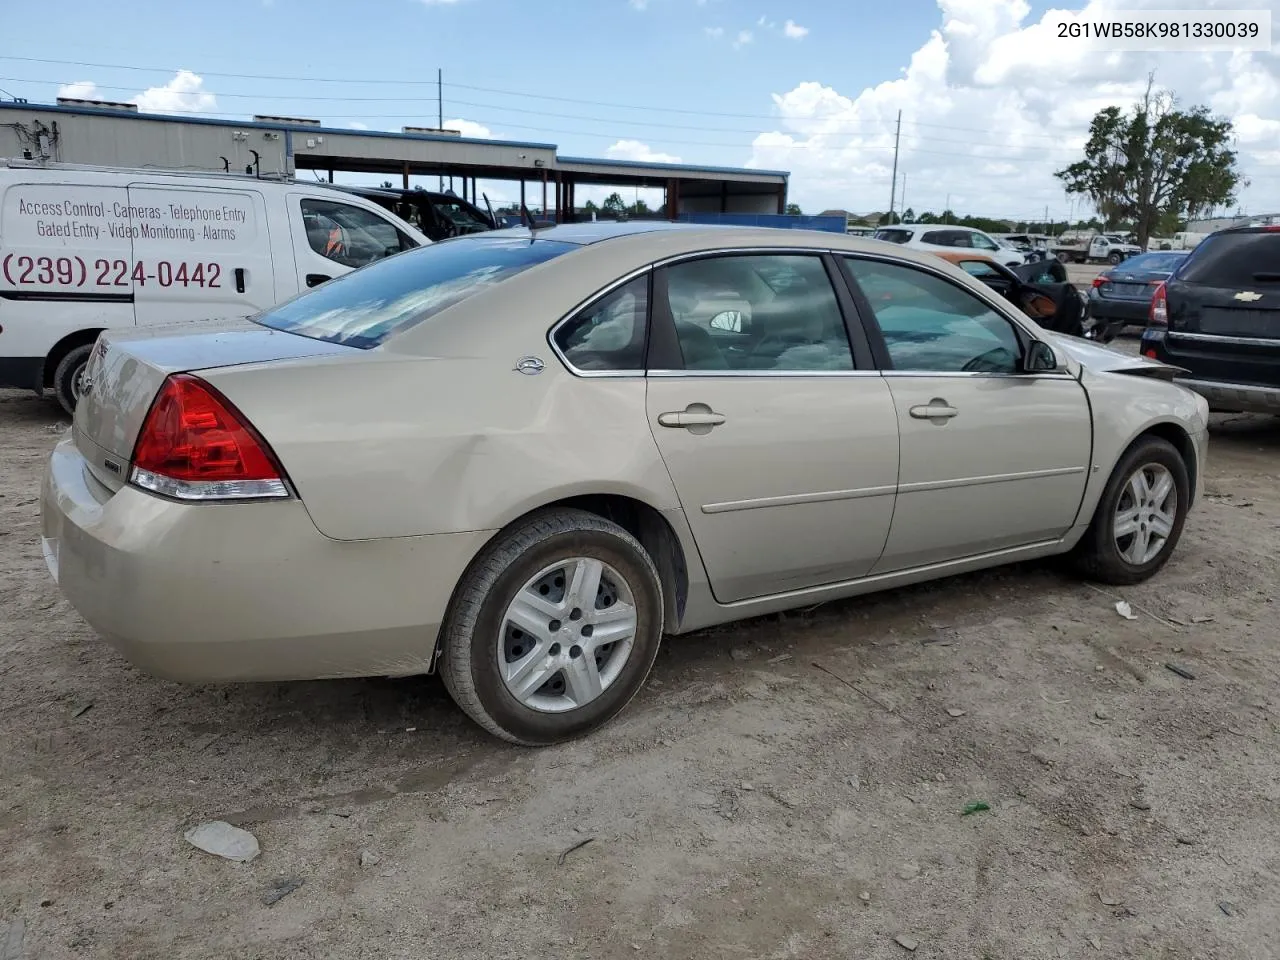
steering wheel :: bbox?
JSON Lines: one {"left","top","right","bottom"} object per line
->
{"left": 961, "top": 347, "right": 1014, "bottom": 373}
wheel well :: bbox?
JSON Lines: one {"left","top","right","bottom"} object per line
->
{"left": 547, "top": 494, "right": 690, "bottom": 631}
{"left": 1136, "top": 422, "right": 1197, "bottom": 496}
{"left": 44, "top": 329, "right": 103, "bottom": 387}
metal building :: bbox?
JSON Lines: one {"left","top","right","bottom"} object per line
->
{"left": 0, "top": 101, "right": 788, "bottom": 219}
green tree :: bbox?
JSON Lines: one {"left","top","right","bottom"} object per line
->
{"left": 1055, "top": 76, "right": 1244, "bottom": 249}
{"left": 784, "top": 203, "right": 802, "bottom": 216}
{"left": 602, "top": 192, "right": 627, "bottom": 218}
{"left": 902, "top": 207, "right": 915, "bottom": 222}
{"left": 583, "top": 199, "right": 599, "bottom": 214}
{"left": 627, "top": 198, "right": 651, "bottom": 216}
{"left": 380, "top": 180, "right": 394, "bottom": 188}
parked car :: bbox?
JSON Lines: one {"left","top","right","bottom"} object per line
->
{"left": 873, "top": 223, "right": 1026, "bottom": 268}
{"left": 930, "top": 251, "right": 1086, "bottom": 337}
{"left": 1051, "top": 232, "right": 1142, "bottom": 265}
{"left": 1141, "top": 225, "right": 1280, "bottom": 414}
{"left": 43, "top": 223, "right": 1208, "bottom": 745}
{"left": 1085, "top": 251, "right": 1190, "bottom": 343}
{"left": 0, "top": 161, "right": 429, "bottom": 413}
{"left": 324, "top": 183, "right": 498, "bottom": 242}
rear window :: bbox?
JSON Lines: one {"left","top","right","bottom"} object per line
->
{"left": 1175, "top": 231, "right": 1280, "bottom": 288}
{"left": 874, "top": 229, "right": 913, "bottom": 244}
{"left": 1119, "top": 252, "right": 1185, "bottom": 273}
{"left": 254, "top": 236, "right": 575, "bottom": 348}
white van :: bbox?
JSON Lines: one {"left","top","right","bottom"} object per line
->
{"left": 0, "top": 161, "right": 430, "bottom": 412}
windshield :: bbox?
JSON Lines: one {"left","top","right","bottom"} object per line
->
{"left": 255, "top": 236, "right": 576, "bottom": 349}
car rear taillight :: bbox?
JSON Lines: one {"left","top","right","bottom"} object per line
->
{"left": 129, "top": 374, "right": 290, "bottom": 501}
{"left": 1148, "top": 281, "right": 1169, "bottom": 328}
{"left": 1092, "top": 276, "right": 1108, "bottom": 289}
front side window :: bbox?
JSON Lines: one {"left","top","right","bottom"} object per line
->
{"left": 661, "top": 255, "right": 853, "bottom": 372}
{"left": 970, "top": 232, "right": 1000, "bottom": 252}
{"left": 433, "top": 199, "right": 493, "bottom": 234}
{"left": 301, "top": 199, "right": 413, "bottom": 268}
{"left": 844, "top": 258, "right": 1022, "bottom": 374}
{"left": 554, "top": 276, "right": 648, "bottom": 371}
{"left": 256, "top": 236, "right": 576, "bottom": 349}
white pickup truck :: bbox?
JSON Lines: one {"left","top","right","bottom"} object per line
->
{"left": 1050, "top": 233, "right": 1142, "bottom": 265}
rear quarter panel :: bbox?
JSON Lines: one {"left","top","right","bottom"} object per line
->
{"left": 200, "top": 351, "right": 680, "bottom": 541}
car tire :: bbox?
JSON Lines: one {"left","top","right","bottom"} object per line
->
{"left": 53, "top": 344, "right": 93, "bottom": 416}
{"left": 1068, "top": 436, "right": 1189, "bottom": 585}
{"left": 438, "top": 508, "right": 664, "bottom": 746}
{"left": 1108, "top": 251, "right": 1123, "bottom": 265}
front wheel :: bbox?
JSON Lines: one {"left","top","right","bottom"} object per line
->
{"left": 439, "top": 508, "right": 664, "bottom": 745}
{"left": 1108, "top": 251, "right": 1123, "bottom": 265}
{"left": 1068, "top": 436, "right": 1189, "bottom": 585}
{"left": 52, "top": 344, "right": 93, "bottom": 416}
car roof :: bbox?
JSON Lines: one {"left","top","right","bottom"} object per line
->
{"left": 464, "top": 220, "right": 949, "bottom": 264}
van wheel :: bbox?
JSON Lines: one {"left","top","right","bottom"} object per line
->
{"left": 439, "top": 508, "right": 664, "bottom": 746}
{"left": 1068, "top": 436, "right": 1189, "bottom": 585}
{"left": 53, "top": 344, "right": 93, "bottom": 415}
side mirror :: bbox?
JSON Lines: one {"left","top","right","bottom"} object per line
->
{"left": 1024, "top": 339, "right": 1059, "bottom": 373}
{"left": 709, "top": 310, "right": 743, "bottom": 333}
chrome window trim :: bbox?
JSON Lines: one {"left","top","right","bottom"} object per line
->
{"left": 546, "top": 244, "right": 1061, "bottom": 379}
{"left": 546, "top": 265, "right": 653, "bottom": 379}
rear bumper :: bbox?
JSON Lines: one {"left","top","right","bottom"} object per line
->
{"left": 0, "top": 356, "right": 44, "bottom": 392}
{"left": 1087, "top": 296, "right": 1151, "bottom": 325}
{"left": 41, "top": 437, "right": 494, "bottom": 682}
{"left": 1175, "top": 378, "right": 1280, "bottom": 415}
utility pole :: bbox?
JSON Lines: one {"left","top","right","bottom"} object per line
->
{"left": 944, "top": 193, "right": 950, "bottom": 224}
{"left": 887, "top": 110, "right": 901, "bottom": 223}
{"left": 900, "top": 173, "right": 907, "bottom": 220}
{"left": 437, "top": 68, "right": 444, "bottom": 191}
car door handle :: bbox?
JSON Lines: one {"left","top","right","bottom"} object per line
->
{"left": 657, "top": 410, "right": 726, "bottom": 428}
{"left": 909, "top": 400, "right": 958, "bottom": 420}
{"left": 306, "top": 273, "right": 332, "bottom": 288}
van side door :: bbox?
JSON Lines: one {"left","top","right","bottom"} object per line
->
{"left": 286, "top": 193, "right": 418, "bottom": 290}
{"left": 126, "top": 184, "right": 274, "bottom": 326}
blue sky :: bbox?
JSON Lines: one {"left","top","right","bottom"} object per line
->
{"left": 2, "top": 0, "right": 1278, "bottom": 218}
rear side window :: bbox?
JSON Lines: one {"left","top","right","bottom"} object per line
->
{"left": 554, "top": 276, "right": 649, "bottom": 372}
{"left": 1176, "top": 232, "right": 1280, "bottom": 287}
{"left": 874, "top": 229, "right": 913, "bottom": 244}
{"left": 255, "top": 236, "right": 575, "bottom": 349}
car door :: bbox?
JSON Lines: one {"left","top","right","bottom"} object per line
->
{"left": 956, "top": 258, "right": 1084, "bottom": 337}
{"left": 839, "top": 254, "right": 1091, "bottom": 574}
{"left": 127, "top": 184, "right": 274, "bottom": 326}
{"left": 644, "top": 251, "right": 900, "bottom": 604}
{"left": 287, "top": 193, "right": 416, "bottom": 290}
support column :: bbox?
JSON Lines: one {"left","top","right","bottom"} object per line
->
{"left": 541, "top": 169, "right": 548, "bottom": 218}
{"left": 776, "top": 186, "right": 786, "bottom": 215}
{"left": 402, "top": 161, "right": 410, "bottom": 190}
{"left": 668, "top": 178, "right": 680, "bottom": 221}
{"left": 520, "top": 180, "right": 526, "bottom": 210}
{"left": 327, "top": 168, "right": 334, "bottom": 183}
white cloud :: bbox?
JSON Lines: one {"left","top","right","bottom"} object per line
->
{"left": 606, "top": 139, "right": 683, "bottom": 164}
{"left": 748, "top": 0, "right": 1280, "bottom": 219}
{"left": 56, "top": 81, "right": 100, "bottom": 100}
{"left": 783, "top": 19, "right": 808, "bottom": 39}
{"left": 733, "top": 29, "right": 753, "bottom": 48}
{"left": 133, "top": 71, "right": 217, "bottom": 114}
{"left": 629, "top": 0, "right": 648, "bottom": 8}
{"left": 704, "top": 26, "right": 724, "bottom": 38}
{"left": 442, "top": 118, "right": 495, "bottom": 139}
{"left": 347, "top": 121, "right": 370, "bottom": 130}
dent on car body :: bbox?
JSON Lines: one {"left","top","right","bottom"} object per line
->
{"left": 1047, "top": 334, "right": 1187, "bottom": 380}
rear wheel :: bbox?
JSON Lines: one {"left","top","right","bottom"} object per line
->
{"left": 52, "top": 344, "right": 93, "bottom": 416}
{"left": 1069, "top": 436, "right": 1189, "bottom": 585}
{"left": 1107, "top": 251, "right": 1123, "bottom": 265}
{"left": 439, "top": 508, "right": 664, "bottom": 745}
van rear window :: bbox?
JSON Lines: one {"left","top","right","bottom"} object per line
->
{"left": 1175, "top": 231, "right": 1280, "bottom": 288}
{"left": 255, "top": 235, "right": 576, "bottom": 349}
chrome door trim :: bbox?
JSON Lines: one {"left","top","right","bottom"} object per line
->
{"left": 647, "top": 369, "right": 884, "bottom": 379}
{"left": 703, "top": 483, "right": 897, "bottom": 515}
{"left": 897, "top": 465, "right": 1087, "bottom": 495}
{"left": 1167, "top": 331, "right": 1280, "bottom": 349}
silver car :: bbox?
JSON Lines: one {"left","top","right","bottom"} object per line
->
{"left": 42, "top": 223, "right": 1209, "bottom": 745}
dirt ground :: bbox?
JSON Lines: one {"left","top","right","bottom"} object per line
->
{"left": 4, "top": 372, "right": 1280, "bottom": 960}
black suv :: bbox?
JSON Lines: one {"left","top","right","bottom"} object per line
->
{"left": 1141, "top": 226, "right": 1280, "bottom": 414}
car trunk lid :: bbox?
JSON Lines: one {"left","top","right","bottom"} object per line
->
{"left": 73, "top": 318, "right": 354, "bottom": 491}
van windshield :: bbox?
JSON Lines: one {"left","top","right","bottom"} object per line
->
{"left": 255, "top": 235, "right": 576, "bottom": 349}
